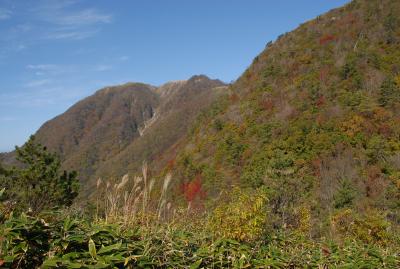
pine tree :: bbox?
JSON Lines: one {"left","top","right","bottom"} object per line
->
{"left": 379, "top": 77, "right": 400, "bottom": 107}
{"left": 0, "top": 136, "right": 79, "bottom": 214}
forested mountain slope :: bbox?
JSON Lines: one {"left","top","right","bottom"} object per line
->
{"left": 168, "top": 0, "right": 400, "bottom": 236}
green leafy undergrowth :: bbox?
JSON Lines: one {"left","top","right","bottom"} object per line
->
{"left": 1, "top": 213, "right": 399, "bottom": 268}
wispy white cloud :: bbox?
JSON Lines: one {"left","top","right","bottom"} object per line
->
{"left": 0, "top": 8, "right": 12, "bottom": 20}
{"left": 24, "top": 79, "right": 52, "bottom": 88}
{"left": 31, "top": 1, "right": 112, "bottom": 41}
{"left": 30, "top": 0, "right": 77, "bottom": 13}
{"left": 26, "top": 64, "right": 75, "bottom": 76}
{"left": 1, "top": 1, "right": 113, "bottom": 45}
{"left": 26, "top": 64, "right": 60, "bottom": 75}
{"left": 1, "top": 1, "right": 122, "bottom": 110}
{"left": 44, "top": 29, "right": 99, "bottom": 40}
{"left": 0, "top": 116, "right": 16, "bottom": 122}
{"left": 26, "top": 64, "right": 58, "bottom": 71}
{"left": 52, "top": 9, "right": 112, "bottom": 26}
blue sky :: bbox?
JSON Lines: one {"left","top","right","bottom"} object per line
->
{"left": 0, "top": 0, "right": 349, "bottom": 152}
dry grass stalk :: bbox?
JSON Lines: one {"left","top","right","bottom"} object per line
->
{"left": 96, "top": 163, "right": 173, "bottom": 226}
{"left": 157, "top": 173, "right": 172, "bottom": 220}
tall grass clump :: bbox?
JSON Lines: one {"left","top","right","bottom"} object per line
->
{"left": 96, "top": 163, "right": 173, "bottom": 227}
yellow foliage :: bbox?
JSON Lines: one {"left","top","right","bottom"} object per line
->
{"left": 208, "top": 187, "right": 268, "bottom": 242}
{"left": 341, "top": 115, "right": 365, "bottom": 138}
{"left": 389, "top": 172, "right": 400, "bottom": 190}
{"left": 394, "top": 75, "right": 400, "bottom": 88}
{"left": 331, "top": 208, "right": 353, "bottom": 234}
{"left": 372, "top": 107, "right": 392, "bottom": 122}
{"left": 298, "top": 54, "right": 313, "bottom": 64}
{"left": 298, "top": 205, "right": 311, "bottom": 234}
{"left": 331, "top": 209, "right": 391, "bottom": 245}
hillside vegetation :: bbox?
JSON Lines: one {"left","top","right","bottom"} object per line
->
{"left": 168, "top": 0, "right": 400, "bottom": 239}
{"left": 1, "top": 0, "right": 400, "bottom": 268}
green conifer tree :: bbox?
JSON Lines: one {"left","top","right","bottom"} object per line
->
{"left": 0, "top": 136, "right": 79, "bottom": 214}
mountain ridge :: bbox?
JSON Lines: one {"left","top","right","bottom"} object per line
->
{"left": 14, "top": 75, "right": 227, "bottom": 192}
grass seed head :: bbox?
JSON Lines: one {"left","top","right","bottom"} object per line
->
{"left": 163, "top": 173, "right": 172, "bottom": 193}
{"left": 117, "top": 174, "right": 129, "bottom": 191}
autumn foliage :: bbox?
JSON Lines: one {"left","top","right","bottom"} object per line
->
{"left": 180, "top": 175, "right": 206, "bottom": 208}
{"left": 319, "top": 34, "right": 336, "bottom": 45}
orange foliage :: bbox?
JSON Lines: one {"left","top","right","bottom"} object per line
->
{"left": 260, "top": 99, "right": 274, "bottom": 111}
{"left": 319, "top": 34, "right": 336, "bottom": 45}
{"left": 373, "top": 107, "right": 392, "bottom": 122}
{"left": 180, "top": 175, "right": 206, "bottom": 206}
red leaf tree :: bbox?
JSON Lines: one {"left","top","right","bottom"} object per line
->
{"left": 180, "top": 175, "right": 206, "bottom": 211}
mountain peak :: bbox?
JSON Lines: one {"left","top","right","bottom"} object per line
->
{"left": 188, "top": 74, "right": 210, "bottom": 81}
{"left": 94, "top": 82, "right": 155, "bottom": 97}
{"left": 187, "top": 74, "right": 224, "bottom": 86}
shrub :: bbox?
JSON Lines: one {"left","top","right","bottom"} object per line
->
{"left": 0, "top": 213, "right": 51, "bottom": 268}
{"left": 331, "top": 209, "right": 393, "bottom": 245}
{"left": 334, "top": 178, "right": 356, "bottom": 209}
{"left": 208, "top": 187, "right": 269, "bottom": 242}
